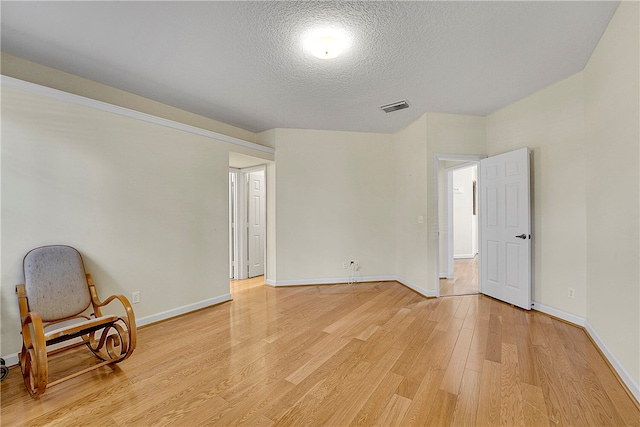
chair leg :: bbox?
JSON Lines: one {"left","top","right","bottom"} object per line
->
{"left": 20, "top": 344, "right": 47, "bottom": 396}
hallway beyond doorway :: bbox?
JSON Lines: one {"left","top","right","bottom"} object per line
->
{"left": 439, "top": 257, "right": 478, "bottom": 296}
{"left": 231, "top": 275, "right": 265, "bottom": 293}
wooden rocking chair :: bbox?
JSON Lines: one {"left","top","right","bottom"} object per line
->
{"left": 16, "top": 245, "right": 137, "bottom": 397}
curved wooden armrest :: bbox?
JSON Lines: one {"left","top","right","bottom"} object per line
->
{"left": 20, "top": 311, "right": 47, "bottom": 360}
{"left": 86, "top": 275, "right": 137, "bottom": 353}
{"left": 96, "top": 294, "right": 137, "bottom": 325}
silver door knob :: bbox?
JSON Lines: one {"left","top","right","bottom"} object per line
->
{"left": 516, "top": 234, "right": 527, "bottom": 239}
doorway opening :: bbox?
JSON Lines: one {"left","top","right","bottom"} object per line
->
{"left": 229, "top": 152, "right": 268, "bottom": 287}
{"left": 435, "top": 154, "right": 483, "bottom": 297}
{"left": 440, "top": 163, "right": 479, "bottom": 296}
{"left": 435, "top": 148, "right": 532, "bottom": 309}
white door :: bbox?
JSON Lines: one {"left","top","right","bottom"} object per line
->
{"left": 480, "top": 147, "right": 531, "bottom": 310}
{"left": 247, "top": 170, "right": 266, "bottom": 278}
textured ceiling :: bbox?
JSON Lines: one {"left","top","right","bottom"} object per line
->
{"left": 1, "top": 1, "right": 619, "bottom": 134}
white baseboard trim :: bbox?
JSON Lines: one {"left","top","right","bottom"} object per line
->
{"left": 2, "top": 353, "right": 19, "bottom": 368}
{"left": 265, "top": 274, "right": 436, "bottom": 298}
{"left": 532, "top": 300, "right": 639, "bottom": 403}
{"left": 1, "top": 293, "right": 233, "bottom": 367}
{"left": 454, "top": 254, "right": 476, "bottom": 259}
{"left": 531, "top": 301, "right": 586, "bottom": 327}
{"left": 268, "top": 275, "right": 397, "bottom": 287}
{"left": 394, "top": 276, "right": 437, "bottom": 298}
{"left": 266, "top": 274, "right": 437, "bottom": 298}
{"left": 135, "top": 293, "right": 232, "bottom": 327}
{"left": 585, "top": 320, "right": 640, "bottom": 402}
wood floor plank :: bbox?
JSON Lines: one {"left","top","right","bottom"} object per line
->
{"left": 261, "top": 340, "right": 365, "bottom": 421}
{"left": 543, "top": 320, "right": 598, "bottom": 426}
{"left": 285, "top": 337, "right": 350, "bottom": 385}
{"left": 440, "top": 328, "right": 474, "bottom": 395}
{"left": 321, "top": 347, "right": 405, "bottom": 426}
{"left": 400, "top": 369, "right": 446, "bottom": 426}
{"left": 350, "top": 371, "right": 404, "bottom": 426}
{"left": 439, "top": 257, "right": 479, "bottom": 296}
{"left": 465, "top": 317, "right": 489, "bottom": 373}
{"left": 396, "top": 328, "right": 455, "bottom": 399}
{"left": 308, "top": 360, "right": 374, "bottom": 426}
{"left": 500, "top": 342, "right": 524, "bottom": 427}
{"left": 390, "top": 318, "right": 437, "bottom": 379}
{"left": 476, "top": 360, "right": 501, "bottom": 427}
{"left": 581, "top": 338, "right": 640, "bottom": 426}
{"left": 450, "top": 369, "right": 480, "bottom": 427}
{"left": 2, "top": 278, "right": 638, "bottom": 427}
{"left": 374, "top": 393, "right": 412, "bottom": 426}
{"left": 423, "top": 389, "right": 458, "bottom": 426}
{"left": 521, "top": 383, "right": 553, "bottom": 427}
{"left": 515, "top": 323, "right": 540, "bottom": 387}
{"left": 485, "top": 313, "right": 503, "bottom": 363}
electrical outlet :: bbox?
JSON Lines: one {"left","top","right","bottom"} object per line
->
{"left": 132, "top": 291, "right": 140, "bottom": 304}
{"left": 342, "top": 261, "right": 348, "bottom": 269}
{"left": 568, "top": 288, "right": 575, "bottom": 299}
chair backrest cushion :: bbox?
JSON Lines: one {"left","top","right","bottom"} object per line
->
{"left": 23, "top": 245, "right": 92, "bottom": 322}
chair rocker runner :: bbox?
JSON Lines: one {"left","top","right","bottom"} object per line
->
{"left": 16, "top": 245, "right": 137, "bottom": 397}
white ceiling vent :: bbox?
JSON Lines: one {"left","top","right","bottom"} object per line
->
{"left": 380, "top": 99, "right": 410, "bottom": 113}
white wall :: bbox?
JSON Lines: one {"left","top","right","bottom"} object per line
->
{"left": 1, "top": 52, "right": 258, "bottom": 144}
{"left": 394, "top": 113, "right": 485, "bottom": 294}
{"left": 487, "top": 73, "right": 587, "bottom": 317}
{"left": 584, "top": 0, "right": 640, "bottom": 395}
{"left": 425, "top": 114, "right": 487, "bottom": 292}
{"left": 485, "top": 1, "right": 639, "bottom": 396}
{"left": 394, "top": 115, "right": 430, "bottom": 292}
{"left": 1, "top": 85, "right": 238, "bottom": 356}
{"left": 271, "top": 128, "right": 396, "bottom": 284}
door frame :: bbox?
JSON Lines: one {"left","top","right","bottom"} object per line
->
{"left": 229, "top": 165, "right": 266, "bottom": 280}
{"left": 434, "top": 154, "right": 485, "bottom": 297}
{"left": 245, "top": 166, "right": 266, "bottom": 278}
{"left": 229, "top": 168, "right": 242, "bottom": 280}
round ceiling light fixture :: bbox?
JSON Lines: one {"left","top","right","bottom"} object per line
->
{"left": 303, "top": 28, "right": 350, "bottom": 59}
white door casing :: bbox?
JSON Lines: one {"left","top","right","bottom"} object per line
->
{"left": 480, "top": 147, "right": 531, "bottom": 310}
{"left": 229, "top": 171, "right": 237, "bottom": 279}
{"left": 247, "top": 170, "right": 266, "bottom": 278}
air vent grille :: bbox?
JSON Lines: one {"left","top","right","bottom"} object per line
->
{"left": 380, "top": 99, "right": 409, "bottom": 113}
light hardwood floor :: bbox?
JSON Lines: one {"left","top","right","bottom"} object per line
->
{"left": 440, "top": 257, "right": 479, "bottom": 297}
{"left": 2, "top": 278, "right": 639, "bottom": 426}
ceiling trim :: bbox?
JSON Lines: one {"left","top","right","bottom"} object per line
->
{"left": 0, "top": 75, "right": 275, "bottom": 155}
